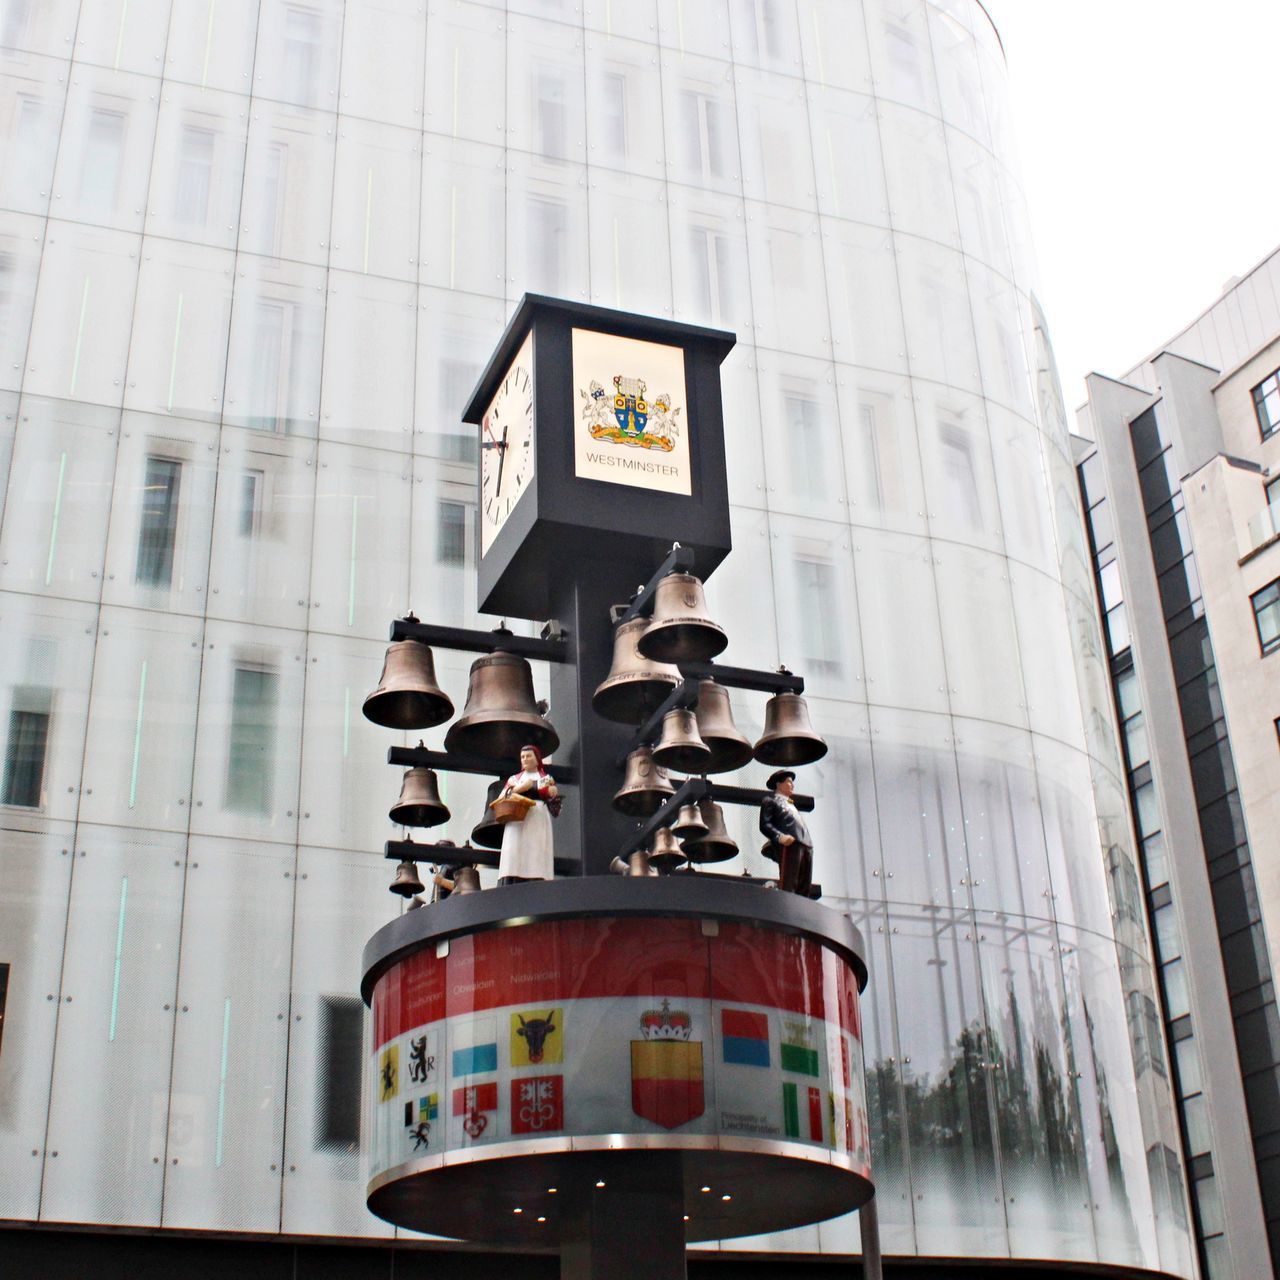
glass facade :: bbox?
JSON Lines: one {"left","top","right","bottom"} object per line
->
{"left": 0, "top": 0, "right": 1193, "bottom": 1272}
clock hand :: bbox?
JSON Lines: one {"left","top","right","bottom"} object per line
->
{"left": 495, "top": 419, "right": 510, "bottom": 497}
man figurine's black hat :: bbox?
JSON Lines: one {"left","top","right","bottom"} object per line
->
{"left": 765, "top": 769, "right": 796, "bottom": 792}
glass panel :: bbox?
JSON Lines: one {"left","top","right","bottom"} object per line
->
{"left": 0, "top": 51, "right": 65, "bottom": 216}
{"left": 867, "top": 0, "right": 940, "bottom": 115}
{"left": 745, "top": 200, "right": 830, "bottom": 355}
{"left": 797, "top": 0, "right": 872, "bottom": 93}
{"left": 40, "top": 826, "right": 186, "bottom": 1227}
{"left": 504, "top": 153, "right": 589, "bottom": 302}
{"left": 718, "top": 344, "right": 767, "bottom": 507}
{"left": 807, "top": 86, "right": 885, "bottom": 228}
{"left": 77, "top": 607, "right": 202, "bottom": 832}
{"left": 340, "top": 0, "right": 427, "bottom": 130}
{"left": 0, "top": 821, "right": 76, "bottom": 1221}
{"left": 728, "top": 0, "right": 802, "bottom": 72}
{"left": 506, "top": 14, "right": 586, "bottom": 161}
{"left": 1010, "top": 562, "right": 1086, "bottom": 749}
{"left": 423, "top": 0, "right": 507, "bottom": 145}
{"left": 701, "top": 506, "right": 778, "bottom": 675}
{"left": 125, "top": 240, "right": 235, "bottom": 422}
{"left": 880, "top": 104, "right": 958, "bottom": 249}
{"left": 0, "top": 209, "right": 45, "bottom": 394}
{"left": 737, "top": 67, "right": 813, "bottom": 209}
{"left": 256, "top": 0, "right": 343, "bottom": 110}
{"left": 73, "top": 0, "right": 171, "bottom": 76}
{"left": 146, "top": 84, "right": 248, "bottom": 250}
{"left": 0, "top": 397, "right": 118, "bottom": 601}
{"left": 837, "top": 368, "right": 926, "bottom": 535}
{"left": 583, "top": 31, "right": 666, "bottom": 174}
{"left": 668, "top": 185, "right": 752, "bottom": 332}
{"left": 897, "top": 234, "right": 980, "bottom": 392}
{"left": 164, "top": 0, "right": 259, "bottom": 94}
{"left": 655, "top": 0, "right": 731, "bottom": 60}
{"left": 988, "top": 405, "right": 1054, "bottom": 574}
{"left": 915, "top": 384, "right": 1002, "bottom": 553}
{"left": 930, "top": 8, "right": 987, "bottom": 144}
{"left": 161, "top": 836, "right": 292, "bottom": 1232}
{"left": 660, "top": 48, "right": 740, "bottom": 197}
{"left": 0, "top": 0, "right": 80, "bottom": 58}
{"left": 587, "top": 173, "right": 673, "bottom": 318}
{"left": 329, "top": 119, "right": 420, "bottom": 281}
{"left": 23, "top": 223, "right": 140, "bottom": 408}
{"left": 824, "top": 220, "right": 906, "bottom": 375}
{"left": 419, "top": 137, "right": 506, "bottom": 298}
{"left": 308, "top": 440, "right": 411, "bottom": 639}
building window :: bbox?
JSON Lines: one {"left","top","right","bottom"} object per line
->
{"left": 225, "top": 666, "right": 278, "bottom": 814}
{"left": 237, "top": 469, "right": 263, "bottom": 538}
{"left": 316, "top": 994, "right": 363, "bottom": 1150}
{"left": 681, "top": 90, "right": 729, "bottom": 179}
{"left": 600, "top": 72, "right": 627, "bottom": 156}
{"left": 1251, "top": 579, "right": 1280, "bottom": 655}
{"left": 689, "top": 226, "right": 732, "bottom": 326}
{"left": 1252, "top": 369, "right": 1280, "bottom": 441}
{"left": 79, "top": 108, "right": 125, "bottom": 219}
{"left": 535, "top": 72, "right": 567, "bottom": 158}
{"left": 136, "top": 456, "right": 182, "bottom": 588}
{"left": 283, "top": 6, "right": 323, "bottom": 105}
{"left": 2, "top": 690, "right": 50, "bottom": 808}
{"left": 174, "top": 125, "right": 215, "bottom": 225}
{"left": 1266, "top": 474, "right": 1279, "bottom": 513}
{"left": 938, "top": 421, "right": 982, "bottom": 531}
{"left": 527, "top": 198, "right": 567, "bottom": 294}
{"left": 794, "top": 557, "right": 842, "bottom": 674}
{"left": 784, "top": 392, "right": 829, "bottom": 500}
{"left": 437, "top": 499, "right": 466, "bottom": 565}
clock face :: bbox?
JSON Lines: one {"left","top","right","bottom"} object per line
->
{"left": 480, "top": 332, "right": 535, "bottom": 555}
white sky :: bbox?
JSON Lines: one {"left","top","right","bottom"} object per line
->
{"left": 982, "top": 0, "right": 1280, "bottom": 413}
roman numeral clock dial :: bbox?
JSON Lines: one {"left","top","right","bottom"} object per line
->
{"left": 480, "top": 332, "right": 535, "bottom": 556}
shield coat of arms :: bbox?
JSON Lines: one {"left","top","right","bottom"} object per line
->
{"left": 630, "top": 999, "right": 705, "bottom": 1130}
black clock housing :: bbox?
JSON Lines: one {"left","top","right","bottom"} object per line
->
{"left": 463, "top": 295, "right": 735, "bottom": 621}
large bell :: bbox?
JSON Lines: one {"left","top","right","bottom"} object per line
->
{"left": 652, "top": 707, "right": 711, "bottom": 774}
{"left": 612, "top": 747, "right": 675, "bottom": 817}
{"left": 444, "top": 650, "right": 559, "bottom": 760}
{"left": 683, "top": 799, "right": 738, "bottom": 864}
{"left": 692, "top": 680, "right": 754, "bottom": 773}
{"left": 452, "top": 866, "right": 481, "bottom": 895}
{"left": 390, "top": 860, "right": 425, "bottom": 897}
{"left": 363, "top": 639, "right": 453, "bottom": 730}
{"left": 636, "top": 573, "right": 727, "bottom": 664}
{"left": 753, "top": 691, "right": 828, "bottom": 766}
{"left": 672, "top": 800, "right": 709, "bottom": 841}
{"left": 470, "top": 779, "right": 506, "bottom": 849}
{"left": 610, "top": 851, "right": 656, "bottom": 877}
{"left": 649, "top": 826, "right": 687, "bottom": 871}
{"left": 592, "top": 616, "right": 682, "bottom": 725}
{"left": 388, "top": 765, "right": 450, "bottom": 828}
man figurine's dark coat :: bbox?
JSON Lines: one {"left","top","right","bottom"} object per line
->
{"left": 759, "top": 769, "right": 813, "bottom": 896}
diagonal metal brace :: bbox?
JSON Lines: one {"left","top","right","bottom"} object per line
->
{"left": 389, "top": 744, "right": 577, "bottom": 785}
{"left": 612, "top": 544, "right": 697, "bottom": 627}
{"left": 615, "top": 678, "right": 700, "bottom": 767}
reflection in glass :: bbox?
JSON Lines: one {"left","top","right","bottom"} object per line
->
{"left": 2, "top": 690, "right": 49, "bottom": 808}
{"left": 135, "top": 456, "right": 182, "bottom": 588}
{"left": 225, "top": 666, "right": 279, "bottom": 815}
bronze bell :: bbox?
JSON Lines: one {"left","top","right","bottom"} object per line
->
{"left": 444, "top": 650, "right": 559, "bottom": 760}
{"left": 363, "top": 638, "right": 454, "bottom": 730}
{"left": 672, "top": 800, "right": 709, "bottom": 841}
{"left": 692, "top": 680, "right": 754, "bottom": 774}
{"left": 753, "top": 691, "right": 828, "bottom": 766}
{"left": 610, "top": 851, "right": 655, "bottom": 877}
{"left": 452, "top": 866, "right": 481, "bottom": 895}
{"left": 649, "top": 825, "right": 687, "bottom": 871}
{"left": 388, "top": 765, "right": 450, "bottom": 828}
{"left": 470, "top": 779, "right": 506, "bottom": 849}
{"left": 636, "top": 572, "right": 727, "bottom": 665}
{"left": 683, "top": 798, "right": 738, "bottom": 864}
{"left": 613, "top": 747, "right": 675, "bottom": 816}
{"left": 390, "top": 859, "right": 425, "bottom": 897}
{"left": 652, "top": 707, "right": 711, "bottom": 774}
{"left": 593, "top": 616, "right": 682, "bottom": 725}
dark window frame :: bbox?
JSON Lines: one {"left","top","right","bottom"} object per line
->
{"left": 1250, "top": 578, "right": 1280, "bottom": 656}
{"left": 1251, "top": 369, "right": 1280, "bottom": 442}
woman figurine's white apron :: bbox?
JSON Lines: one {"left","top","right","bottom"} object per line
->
{"left": 497, "top": 745, "right": 557, "bottom": 884}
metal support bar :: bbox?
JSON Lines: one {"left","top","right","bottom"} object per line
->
{"left": 615, "top": 678, "right": 699, "bottom": 766}
{"left": 669, "top": 865, "right": 823, "bottom": 898}
{"left": 678, "top": 660, "right": 804, "bottom": 695}
{"left": 388, "top": 744, "right": 577, "bottom": 785}
{"left": 706, "top": 782, "right": 814, "bottom": 812}
{"left": 390, "top": 615, "right": 567, "bottom": 663}
{"left": 385, "top": 838, "right": 579, "bottom": 878}
{"left": 611, "top": 544, "right": 697, "bottom": 627}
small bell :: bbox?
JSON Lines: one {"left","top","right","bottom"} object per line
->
{"left": 612, "top": 747, "right": 675, "bottom": 817}
{"left": 363, "top": 636, "right": 454, "bottom": 730}
{"left": 470, "top": 779, "right": 506, "bottom": 849}
{"left": 610, "top": 851, "right": 656, "bottom": 877}
{"left": 388, "top": 764, "right": 450, "bottom": 828}
{"left": 753, "top": 691, "right": 828, "bottom": 766}
{"left": 389, "top": 860, "right": 425, "bottom": 897}
{"left": 452, "top": 866, "right": 482, "bottom": 895}
{"left": 649, "top": 826, "right": 687, "bottom": 872}
{"left": 593, "top": 616, "right": 682, "bottom": 725}
{"left": 444, "top": 650, "right": 559, "bottom": 760}
{"left": 672, "top": 800, "right": 709, "bottom": 841}
{"left": 636, "top": 572, "right": 727, "bottom": 664}
{"left": 692, "top": 679, "right": 754, "bottom": 774}
{"left": 652, "top": 707, "right": 711, "bottom": 774}
{"left": 682, "top": 799, "right": 738, "bottom": 864}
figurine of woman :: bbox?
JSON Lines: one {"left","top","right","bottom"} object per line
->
{"left": 497, "top": 744, "right": 558, "bottom": 885}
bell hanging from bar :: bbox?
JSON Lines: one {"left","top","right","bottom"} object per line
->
{"left": 470, "top": 779, "right": 506, "bottom": 850}
{"left": 612, "top": 747, "right": 675, "bottom": 817}
{"left": 592, "top": 616, "right": 682, "bottom": 725}
{"left": 389, "top": 860, "right": 425, "bottom": 897}
{"left": 444, "top": 650, "right": 559, "bottom": 760}
{"left": 636, "top": 572, "right": 727, "bottom": 665}
{"left": 388, "top": 764, "right": 450, "bottom": 828}
{"left": 649, "top": 826, "right": 687, "bottom": 872}
{"left": 363, "top": 634, "right": 454, "bottom": 730}
{"left": 452, "top": 866, "right": 482, "bottom": 895}
{"left": 683, "top": 798, "right": 738, "bottom": 864}
{"left": 753, "top": 690, "right": 828, "bottom": 766}
{"left": 610, "top": 851, "right": 656, "bottom": 877}
{"left": 692, "top": 679, "right": 754, "bottom": 774}
{"left": 672, "top": 800, "right": 709, "bottom": 841}
{"left": 652, "top": 707, "right": 711, "bottom": 774}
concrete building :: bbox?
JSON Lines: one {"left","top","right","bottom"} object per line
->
{"left": 1076, "top": 247, "right": 1280, "bottom": 1279}
{"left": 0, "top": 1, "right": 1194, "bottom": 1275}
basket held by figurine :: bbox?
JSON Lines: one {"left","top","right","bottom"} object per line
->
{"left": 490, "top": 792, "right": 536, "bottom": 824}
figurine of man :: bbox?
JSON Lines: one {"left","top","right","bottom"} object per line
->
{"left": 759, "top": 769, "right": 813, "bottom": 896}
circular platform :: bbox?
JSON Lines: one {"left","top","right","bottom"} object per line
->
{"left": 361, "top": 877, "right": 872, "bottom": 1246}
